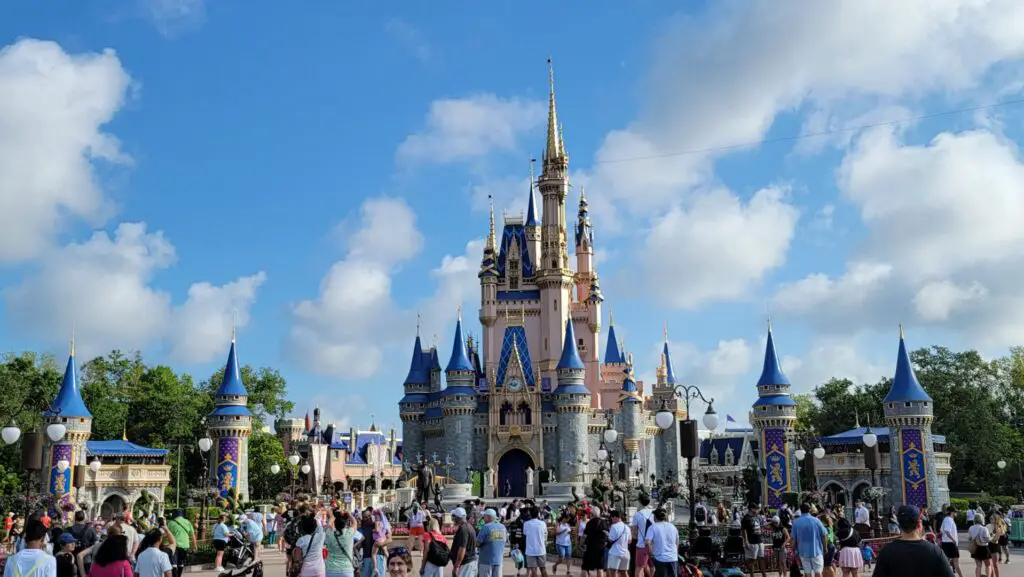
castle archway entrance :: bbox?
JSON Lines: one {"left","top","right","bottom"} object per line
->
{"left": 497, "top": 449, "right": 534, "bottom": 498}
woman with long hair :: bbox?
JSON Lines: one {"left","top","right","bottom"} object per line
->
{"left": 326, "top": 511, "right": 361, "bottom": 577}
{"left": 293, "top": 514, "right": 326, "bottom": 577}
{"left": 420, "top": 517, "right": 447, "bottom": 577}
{"left": 835, "top": 517, "right": 863, "bottom": 577}
{"left": 87, "top": 535, "right": 131, "bottom": 577}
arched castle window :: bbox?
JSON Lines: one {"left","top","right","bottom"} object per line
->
{"left": 499, "top": 402, "right": 513, "bottom": 425}
{"left": 517, "top": 402, "right": 532, "bottom": 425}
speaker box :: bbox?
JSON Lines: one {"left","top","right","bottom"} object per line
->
{"left": 21, "top": 432, "right": 42, "bottom": 471}
{"left": 679, "top": 419, "right": 699, "bottom": 458}
{"left": 73, "top": 464, "right": 88, "bottom": 489}
{"left": 804, "top": 453, "right": 817, "bottom": 478}
{"left": 864, "top": 445, "right": 881, "bottom": 470}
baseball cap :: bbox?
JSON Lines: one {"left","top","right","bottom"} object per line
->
{"left": 450, "top": 507, "right": 467, "bottom": 519}
{"left": 59, "top": 533, "right": 76, "bottom": 544}
{"left": 896, "top": 505, "right": 921, "bottom": 526}
{"left": 483, "top": 509, "right": 498, "bottom": 519}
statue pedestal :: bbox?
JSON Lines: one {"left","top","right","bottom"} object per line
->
{"left": 483, "top": 480, "right": 495, "bottom": 500}
{"left": 396, "top": 488, "right": 415, "bottom": 509}
{"left": 441, "top": 483, "right": 473, "bottom": 506}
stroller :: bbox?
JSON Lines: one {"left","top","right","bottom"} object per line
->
{"left": 222, "top": 535, "right": 263, "bottom": 577}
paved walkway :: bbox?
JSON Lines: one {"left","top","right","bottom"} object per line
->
{"left": 187, "top": 544, "right": 1024, "bottom": 577}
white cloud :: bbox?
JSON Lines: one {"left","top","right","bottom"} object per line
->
{"left": 418, "top": 239, "right": 486, "bottom": 341}
{"left": 0, "top": 39, "right": 130, "bottom": 263}
{"left": 385, "top": 19, "right": 434, "bottom": 65}
{"left": 144, "top": 0, "right": 206, "bottom": 37}
{"left": 640, "top": 338, "right": 755, "bottom": 421}
{"left": 286, "top": 197, "right": 425, "bottom": 379}
{"left": 784, "top": 336, "right": 893, "bottom": 393}
{"left": 3, "top": 223, "right": 266, "bottom": 363}
{"left": 396, "top": 95, "right": 544, "bottom": 165}
{"left": 640, "top": 187, "right": 799, "bottom": 309}
{"left": 774, "top": 126, "right": 1024, "bottom": 343}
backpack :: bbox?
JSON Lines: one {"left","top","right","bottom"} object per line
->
{"left": 694, "top": 506, "right": 706, "bottom": 523}
{"left": 426, "top": 538, "right": 450, "bottom": 567}
{"left": 283, "top": 518, "right": 301, "bottom": 546}
{"left": 69, "top": 525, "right": 87, "bottom": 554}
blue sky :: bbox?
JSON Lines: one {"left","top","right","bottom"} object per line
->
{"left": 2, "top": 0, "right": 1024, "bottom": 433}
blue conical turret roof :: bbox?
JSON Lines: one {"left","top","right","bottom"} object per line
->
{"left": 756, "top": 326, "right": 790, "bottom": 387}
{"left": 526, "top": 180, "right": 539, "bottom": 227}
{"left": 605, "top": 323, "right": 625, "bottom": 364}
{"left": 445, "top": 315, "right": 474, "bottom": 372}
{"left": 557, "top": 318, "right": 585, "bottom": 370}
{"left": 47, "top": 349, "right": 91, "bottom": 418}
{"left": 621, "top": 364, "right": 641, "bottom": 403}
{"left": 403, "top": 335, "right": 426, "bottom": 385}
{"left": 663, "top": 341, "right": 678, "bottom": 385}
{"left": 216, "top": 339, "right": 249, "bottom": 397}
{"left": 884, "top": 327, "right": 932, "bottom": 403}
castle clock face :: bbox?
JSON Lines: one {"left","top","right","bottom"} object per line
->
{"left": 506, "top": 377, "right": 522, "bottom": 392}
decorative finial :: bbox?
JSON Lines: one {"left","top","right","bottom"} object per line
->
{"left": 580, "top": 185, "right": 586, "bottom": 202}
{"left": 544, "top": 56, "right": 563, "bottom": 163}
{"left": 70, "top": 318, "right": 76, "bottom": 357}
{"left": 899, "top": 322, "right": 905, "bottom": 340}
{"left": 663, "top": 321, "right": 668, "bottom": 343}
{"left": 433, "top": 333, "right": 438, "bottom": 348}
{"left": 416, "top": 311, "right": 421, "bottom": 337}
{"left": 231, "top": 309, "right": 237, "bottom": 343}
{"left": 766, "top": 315, "right": 772, "bottom": 333}
{"left": 529, "top": 158, "right": 536, "bottom": 186}
{"left": 487, "top": 195, "right": 496, "bottom": 251}
{"left": 854, "top": 409, "right": 861, "bottom": 429}
{"left": 122, "top": 422, "right": 127, "bottom": 441}
{"left": 608, "top": 306, "right": 614, "bottom": 327}
{"left": 458, "top": 303, "right": 463, "bottom": 321}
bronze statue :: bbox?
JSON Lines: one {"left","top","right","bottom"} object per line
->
{"left": 412, "top": 458, "right": 435, "bottom": 504}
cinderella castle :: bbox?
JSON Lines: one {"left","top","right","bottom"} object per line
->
{"left": 398, "top": 61, "right": 700, "bottom": 497}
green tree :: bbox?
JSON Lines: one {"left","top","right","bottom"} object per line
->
{"left": 0, "top": 353, "right": 63, "bottom": 485}
{"left": 248, "top": 430, "right": 286, "bottom": 501}
{"left": 201, "top": 366, "right": 294, "bottom": 429}
{"left": 79, "top": 351, "right": 145, "bottom": 441}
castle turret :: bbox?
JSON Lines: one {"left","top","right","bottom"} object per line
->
{"left": 441, "top": 309, "right": 476, "bottom": 483}
{"left": 207, "top": 331, "right": 253, "bottom": 502}
{"left": 479, "top": 199, "right": 499, "bottom": 352}
{"left": 649, "top": 331, "right": 683, "bottom": 481}
{"left": 883, "top": 326, "right": 942, "bottom": 510}
{"left": 574, "top": 187, "right": 595, "bottom": 302}
{"left": 555, "top": 317, "right": 590, "bottom": 483}
{"left": 400, "top": 332, "right": 429, "bottom": 467}
{"left": 525, "top": 161, "right": 542, "bottom": 273}
{"left": 618, "top": 358, "right": 644, "bottom": 476}
{"left": 42, "top": 336, "right": 92, "bottom": 496}
{"left": 536, "top": 58, "right": 575, "bottom": 386}
{"left": 750, "top": 321, "right": 798, "bottom": 509}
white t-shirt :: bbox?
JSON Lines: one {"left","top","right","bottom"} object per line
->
{"left": 940, "top": 516, "right": 958, "bottom": 543}
{"left": 555, "top": 523, "right": 572, "bottom": 547}
{"left": 647, "top": 522, "right": 678, "bottom": 563}
{"left": 3, "top": 549, "right": 56, "bottom": 577}
{"left": 409, "top": 511, "right": 425, "bottom": 528}
{"left": 631, "top": 507, "right": 653, "bottom": 549}
{"left": 607, "top": 521, "right": 630, "bottom": 559}
{"left": 969, "top": 524, "right": 990, "bottom": 545}
{"left": 855, "top": 507, "right": 869, "bottom": 525}
{"left": 523, "top": 519, "right": 547, "bottom": 557}
{"left": 966, "top": 509, "right": 976, "bottom": 522}
{"left": 121, "top": 524, "right": 139, "bottom": 558}
{"left": 136, "top": 547, "right": 172, "bottom": 577}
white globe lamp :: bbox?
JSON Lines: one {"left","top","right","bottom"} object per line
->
{"left": 813, "top": 446, "right": 826, "bottom": 460}
{"left": 46, "top": 423, "right": 66, "bottom": 443}
{"left": 655, "top": 410, "right": 674, "bottom": 430}
{"left": 56, "top": 459, "right": 69, "bottom": 473}
{"left": 1, "top": 426, "right": 20, "bottom": 445}
{"left": 603, "top": 427, "right": 618, "bottom": 444}
{"left": 301, "top": 464, "right": 311, "bottom": 475}
{"left": 89, "top": 459, "right": 101, "bottom": 473}
{"left": 702, "top": 404, "right": 720, "bottom": 432}
{"left": 596, "top": 446, "right": 608, "bottom": 461}
{"left": 198, "top": 437, "right": 213, "bottom": 453}
{"left": 288, "top": 454, "right": 301, "bottom": 466}
{"left": 998, "top": 460, "right": 1007, "bottom": 470}
{"left": 271, "top": 464, "right": 281, "bottom": 475}
{"left": 862, "top": 428, "right": 878, "bottom": 448}
{"left": 794, "top": 448, "right": 806, "bottom": 461}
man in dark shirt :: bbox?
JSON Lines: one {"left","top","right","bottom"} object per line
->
{"left": 740, "top": 503, "right": 767, "bottom": 577}
{"left": 874, "top": 505, "right": 954, "bottom": 577}
{"left": 68, "top": 510, "right": 97, "bottom": 566}
{"left": 449, "top": 507, "right": 478, "bottom": 577}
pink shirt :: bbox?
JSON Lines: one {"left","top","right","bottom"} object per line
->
{"left": 89, "top": 560, "right": 133, "bottom": 577}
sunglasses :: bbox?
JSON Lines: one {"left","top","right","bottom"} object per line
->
{"left": 390, "top": 547, "right": 410, "bottom": 555}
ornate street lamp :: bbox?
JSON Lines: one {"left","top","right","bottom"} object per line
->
{"left": 655, "top": 385, "right": 718, "bottom": 531}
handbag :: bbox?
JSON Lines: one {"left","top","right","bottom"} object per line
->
{"left": 289, "top": 537, "right": 314, "bottom": 577}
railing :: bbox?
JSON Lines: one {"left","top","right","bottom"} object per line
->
{"left": 814, "top": 454, "right": 890, "bottom": 471}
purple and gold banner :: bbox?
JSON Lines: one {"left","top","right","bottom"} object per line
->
{"left": 762, "top": 428, "right": 790, "bottom": 509}
{"left": 900, "top": 429, "right": 929, "bottom": 510}
{"left": 49, "top": 443, "right": 73, "bottom": 495}
{"left": 217, "top": 437, "right": 240, "bottom": 499}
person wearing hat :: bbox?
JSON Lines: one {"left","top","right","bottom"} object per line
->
{"left": 872, "top": 505, "right": 953, "bottom": 577}
{"left": 448, "top": 507, "right": 478, "bottom": 577}
{"left": 239, "top": 514, "right": 264, "bottom": 562}
{"left": 476, "top": 509, "right": 505, "bottom": 577}
{"left": 55, "top": 532, "right": 77, "bottom": 577}
{"left": 741, "top": 503, "right": 767, "bottom": 577}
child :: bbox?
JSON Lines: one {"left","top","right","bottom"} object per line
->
{"left": 370, "top": 510, "right": 390, "bottom": 577}
{"left": 510, "top": 544, "right": 525, "bottom": 577}
{"left": 860, "top": 542, "right": 873, "bottom": 569}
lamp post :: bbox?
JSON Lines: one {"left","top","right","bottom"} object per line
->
{"left": 288, "top": 454, "right": 301, "bottom": 497}
{"left": 655, "top": 385, "right": 719, "bottom": 532}
{"left": 794, "top": 438, "right": 825, "bottom": 492}
{"left": 197, "top": 433, "right": 213, "bottom": 540}
{"left": 2, "top": 407, "right": 67, "bottom": 519}
{"left": 596, "top": 412, "right": 619, "bottom": 483}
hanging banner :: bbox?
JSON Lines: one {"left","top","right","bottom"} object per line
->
{"left": 311, "top": 443, "right": 329, "bottom": 494}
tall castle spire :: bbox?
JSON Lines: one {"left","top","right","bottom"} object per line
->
{"left": 542, "top": 57, "right": 567, "bottom": 170}
{"left": 47, "top": 329, "right": 91, "bottom": 418}
{"left": 526, "top": 159, "right": 539, "bottom": 226}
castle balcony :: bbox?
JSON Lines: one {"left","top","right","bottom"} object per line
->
{"left": 87, "top": 464, "right": 172, "bottom": 488}
{"left": 495, "top": 425, "right": 535, "bottom": 443}
{"left": 813, "top": 451, "right": 952, "bottom": 475}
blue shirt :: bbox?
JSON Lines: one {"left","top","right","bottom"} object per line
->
{"left": 242, "top": 519, "right": 263, "bottom": 542}
{"left": 791, "top": 516, "right": 827, "bottom": 559}
{"left": 476, "top": 522, "right": 507, "bottom": 566}
{"left": 213, "top": 523, "right": 233, "bottom": 541}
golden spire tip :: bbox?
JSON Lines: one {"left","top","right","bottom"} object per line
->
{"left": 663, "top": 321, "right": 668, "bottom": 343}
{"left": 457, "top": 303, "right": 463, "bottom": 321}
{"left": 899, "top": 322, "right": 905, "bottom": 340}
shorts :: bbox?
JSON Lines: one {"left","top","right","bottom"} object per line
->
{"left": 635, "top": 546, "right": 650, "bottom": 568}
{"left": 526, "top": 555, "right": 546, "bottom": 569}
{"left": 410, "top": 526, "right": 425, "bottom": 537}
{"left": 478, "top": 564, "right": 501, "bottom": 577}
{"left": 556, "top": 544, "right": 571, "bottom": 558}
{"left": 772, "top": 546, "right": 787, "bottom": 567}
{"left": 606, "top": 555, "right": 629, "bottom": 571}
{"left": 972, "top": 545, "right": 991, "bottom": 561}
{"left": 800, "top": 555, "right": 824, "bottom": 574}
{"left": 941, "top": 542, "right": 960, "bottom": 559}
{"left": 213, "top": 539, "right": 228, "bottom": 552}
{"left": 745, "top": 543, "right": 764, "bottom": 559}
